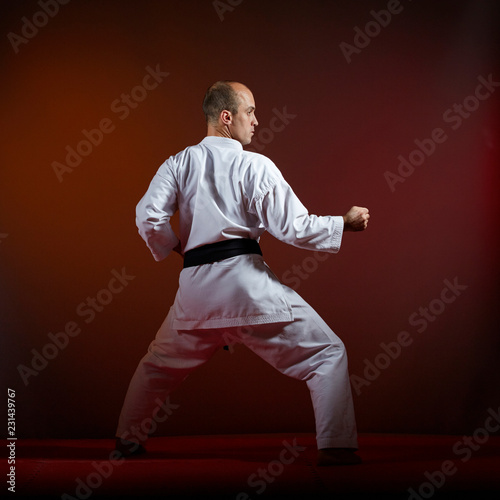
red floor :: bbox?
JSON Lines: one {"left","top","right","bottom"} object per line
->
{"left": 8, "top": 433, "right": 500, "bottom": 499}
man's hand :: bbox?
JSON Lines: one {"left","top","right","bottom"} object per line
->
{"left": 343, "top": 206, "right": 370, "bottom": 232}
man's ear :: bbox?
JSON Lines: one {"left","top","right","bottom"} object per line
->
{"left": 220, "top": 110, "right": 232, "bottom": 125}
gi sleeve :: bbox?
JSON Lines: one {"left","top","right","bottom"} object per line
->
{"left": 136, "top": 161, "right": 180, "bottom": 261}
{"left": 252, "top": 171, "right": 344, "bottom": 253}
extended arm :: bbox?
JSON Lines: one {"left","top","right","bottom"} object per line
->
{"left": 254, "top": 179, "right": 343, "bottom": 252}
{"left": 253, "top": 176, "right": 369, "bottom": 252}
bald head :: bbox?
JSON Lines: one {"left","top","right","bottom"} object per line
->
{"left": 204, "top": 81, "right": 258, "bottom": 145}
{"left": 202, "top": 81, "right": 249, "bottom": 125}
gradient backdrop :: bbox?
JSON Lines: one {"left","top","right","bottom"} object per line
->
{"left": 1, "top": 0, "right": 499, "bottom": 440}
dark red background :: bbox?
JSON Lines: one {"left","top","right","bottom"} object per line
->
{"left": 1, "top": 0, "right": 499, "bottom": 439}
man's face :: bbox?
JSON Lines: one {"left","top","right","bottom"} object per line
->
{"left": 228, "top": 85, "right": 258, "bottom": 146}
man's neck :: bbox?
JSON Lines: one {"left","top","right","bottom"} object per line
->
{"left": 206, "top": 123, "right": 232, "bottom": 139}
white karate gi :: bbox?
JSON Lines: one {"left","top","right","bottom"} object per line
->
{"left": 116, "top": 136, "right": 358, "bottom": 449}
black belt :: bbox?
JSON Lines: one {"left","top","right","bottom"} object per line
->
{"left": 183, "top": 239, "right": 262, "bottom": 268}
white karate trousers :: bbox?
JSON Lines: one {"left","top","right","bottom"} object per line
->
{"left": 116, "top": 286, "right": 358, "bottom": 450}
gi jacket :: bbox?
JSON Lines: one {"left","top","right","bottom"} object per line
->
{"left": 136, "top": 136, "right": 344, "bottom": 329}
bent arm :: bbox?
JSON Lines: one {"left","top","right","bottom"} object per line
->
{"left": 136, "top": 166, "right": 180, "bottom": 262}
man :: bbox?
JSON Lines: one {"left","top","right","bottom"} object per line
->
{"left": 115, "top": 81, "right": 369, "bottom": 466}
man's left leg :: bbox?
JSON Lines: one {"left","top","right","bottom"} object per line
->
{"left": 229, "top": 286, "right": 359, "bottom": 464}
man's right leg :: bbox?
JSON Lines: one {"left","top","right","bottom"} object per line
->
{"left": 115, "top": 307, "right": 224, "bottom": 450}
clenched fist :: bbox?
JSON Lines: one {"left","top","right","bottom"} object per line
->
{"left": 343, "top": 206, "right": 370, "bottom": 232}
